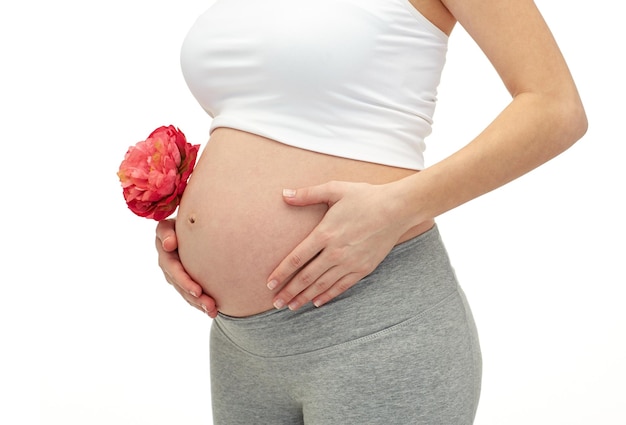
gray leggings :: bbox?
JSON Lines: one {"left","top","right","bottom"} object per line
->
{"left": 210, "top": 225, "right": 482, "bottom": 424}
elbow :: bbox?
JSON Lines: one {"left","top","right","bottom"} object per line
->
{"left": 563, "top": 91, "right": 588, "bottom": 145}
{"left": 567, "top": 97, "right": 588, "bottom": 143}
{"left": 549, "top": 91, "right": 588, "bottom": 153}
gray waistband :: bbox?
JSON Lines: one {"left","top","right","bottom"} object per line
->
{"left": 213, "top": 224, "right": 459, "bottom": 357}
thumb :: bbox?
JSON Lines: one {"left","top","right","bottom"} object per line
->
{"left": 282, "top": 182, "right": 344, "bottom": 207}
{"left": 156, "top": 219, "right": 178, "bottom": 252}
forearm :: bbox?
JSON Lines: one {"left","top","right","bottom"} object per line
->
{"left": 392, "top": 90, "right": 588, "bottom": 228}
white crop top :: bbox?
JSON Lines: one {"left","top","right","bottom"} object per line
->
{"left": 180, "top": 0, "right": 448, "bottom": 170}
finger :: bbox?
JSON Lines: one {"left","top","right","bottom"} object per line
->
{"left": 156, "top": 219, "right": 178, "bottom": 252}
{"left": 156, "top": 245, "right": 204, "bottom": 298}
{"left": 268, "top": 182, "right": 347, "bottom": 291}
{"left": 171, "top": 268, "right": 203, "bottom": 299}
{"left": 197, "top": 293, "right": 219, "bottom": 318}
{"left": 173, "top": 285, "right": 215, "bottom": 317}
{"left": 271, "top": 241, "right": 350, "bottom": 309}
{"left": 285, "top": 266, "right": 347, "bottom": 311}
{"left": 169, "top": 275, "right": 218, "bottom": 317}
{"left": 271, "top": 257, "right": 330, "bottom": 310}
{"left": 281, "top": 181, "right": 343, "bottom": 207}
{"left": 266, "top": 233, "right": 327, "bottom": 300}
{"left": 172, "top": 283, "right": 218, "bottom": 318}
{"left": 312, "top": 273, "right": 362, "bottom": 308}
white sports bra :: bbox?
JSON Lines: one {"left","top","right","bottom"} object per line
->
{"left": 180, "top": 0, "right": 448, "bottom": 170}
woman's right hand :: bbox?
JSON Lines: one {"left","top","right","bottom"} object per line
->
{"left": 155, "top": 219, "right": 218, "bottom": 318}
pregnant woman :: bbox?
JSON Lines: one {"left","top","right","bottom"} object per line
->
{"left": 155, "top": 0, "right": 587, "bottom": 423}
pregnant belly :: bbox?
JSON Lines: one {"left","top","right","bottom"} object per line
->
{"left": 176, "top": 128, "right": 422, "bottom": 317}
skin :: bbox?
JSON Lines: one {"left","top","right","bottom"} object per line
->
{"left": 155, "top": 0, "right": 587, "bottom": 317}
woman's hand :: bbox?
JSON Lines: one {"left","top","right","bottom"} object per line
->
{"left": 155, "top": 219, "right": 218, "bottom": 318}
{"left": 266, "top": 181, "right": 414, "bottom": 311}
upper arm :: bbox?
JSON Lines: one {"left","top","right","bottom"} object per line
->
{"left": 441, "top": 0, "right": 578, "bottom": 98}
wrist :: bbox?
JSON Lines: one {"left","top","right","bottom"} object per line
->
{"left": 382, "top": 177, "right": 433, "bottom": 235}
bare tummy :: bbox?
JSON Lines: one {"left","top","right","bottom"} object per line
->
{"left": 176, "top": 128, "right": 433, "bottom": 316}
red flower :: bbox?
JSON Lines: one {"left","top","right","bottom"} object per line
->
{"left": 117, "top": 125, "right": 199, "bottom": 220}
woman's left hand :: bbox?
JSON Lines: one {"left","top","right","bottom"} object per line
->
{"left": 267, "top": 180, "right": 412, "bottom": 311}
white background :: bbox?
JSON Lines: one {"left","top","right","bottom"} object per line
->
{"left": 1, "top": 0, "right": 624, "bottom": 424}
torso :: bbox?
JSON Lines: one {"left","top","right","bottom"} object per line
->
{"left": 176, "top": 1, "right": 453, "bottom": 317}
{"left": 409, "top": 0, "right": 456, "bottom": 36}
{"left": 177, "top": 129, "right": 434, "bottom": 316}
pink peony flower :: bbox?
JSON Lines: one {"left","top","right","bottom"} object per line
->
{"left": 117, "top": 125, "right": 200, "bottom": 220}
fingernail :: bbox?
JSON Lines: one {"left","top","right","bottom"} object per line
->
{"left": 190, "top": 290, "right": 198, "bottom": 297}
{"left": 313, "top": 299, "right": 323, "bottom": 308}
{"left": 288, "top": 301, "right": 299, "bottom": 311}
{"left": 273, "top": 299, "right": 285, "bottom": 309}
{"left": 283, "top": 188, "right": 296, "bottom": 198}
{"left": 267, "top": 279, "right": 278, "bottom": 290}
{"left": 202, "top": 304, "right": 208, "bottom": 313}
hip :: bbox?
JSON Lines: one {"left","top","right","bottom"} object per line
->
{"left": 213, "top": 224, "right": 473, "bottom": 357}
